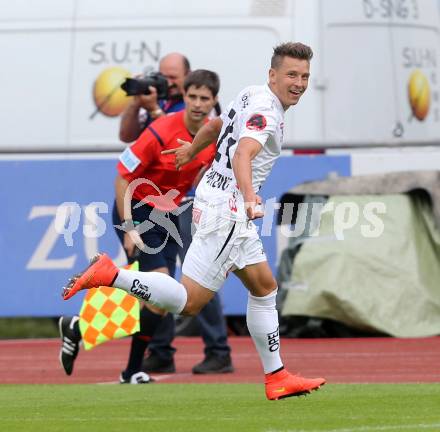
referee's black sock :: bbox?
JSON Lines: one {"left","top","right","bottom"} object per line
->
{"left": 123, "top": 306, "right": 163, "bottom": 378}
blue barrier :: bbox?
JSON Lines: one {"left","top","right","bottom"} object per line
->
{"left": 0, "top": 155, "right": 350, "bottom": 316}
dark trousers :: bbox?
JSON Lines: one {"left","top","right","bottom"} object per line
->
{"left": 112, "top": 200, "right": 230, "bottom": 360}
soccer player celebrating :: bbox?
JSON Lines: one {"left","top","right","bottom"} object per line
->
{"left": 63, "top": 42, "right": 326, "bottom": 400}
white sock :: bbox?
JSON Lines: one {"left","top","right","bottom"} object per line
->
{"left": 246, "top": 290, "right": 283, "bottom": 374}
{"left": 114, "top": 269, "right": 187, "bottom": 314}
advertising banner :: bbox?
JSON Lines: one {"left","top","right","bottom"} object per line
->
{"left": 0, "top": 155, "right": 350, "bottom": 316}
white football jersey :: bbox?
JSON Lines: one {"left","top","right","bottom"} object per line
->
{"left": 195, "top": 84, "right": 285, "bottom": 220}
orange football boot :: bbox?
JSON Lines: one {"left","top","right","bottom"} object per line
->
{"left": 62, "top": 253, "right": 119, "bottom": 300}
{"left": 265, "top": 368, "right": 326, "bottom": 400}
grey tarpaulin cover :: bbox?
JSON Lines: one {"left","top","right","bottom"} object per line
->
{"left": 280, "top": 171, "right": 440, "bottom": 337}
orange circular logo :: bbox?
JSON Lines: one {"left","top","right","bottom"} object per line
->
{"left": 408, "top": 70, "right": 431, "bottom": 121}
{"left": 93, "top": 67, "right": 132, "bottom": 117}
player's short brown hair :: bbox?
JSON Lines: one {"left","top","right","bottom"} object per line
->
{"left": 271, "top": 42, "right": 313, "bottom": 68}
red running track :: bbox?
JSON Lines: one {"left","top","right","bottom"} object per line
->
{"left": 0, "top": 336, "right": 439, "bottom": 384}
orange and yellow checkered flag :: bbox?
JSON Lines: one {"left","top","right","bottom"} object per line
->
{"left": 79, "top": 261, "right": 140, "bottom": 350}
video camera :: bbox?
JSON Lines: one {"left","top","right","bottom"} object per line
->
{"left": 121, "top": 71, "right": 168, "bottom": 99}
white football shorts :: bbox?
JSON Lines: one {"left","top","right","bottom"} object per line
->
{"left": 182, "top": 204, "right": 267, "bottom": 292}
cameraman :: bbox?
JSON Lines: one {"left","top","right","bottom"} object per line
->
{"left": 119, "top": 52, "right": 190, "bottom": 143}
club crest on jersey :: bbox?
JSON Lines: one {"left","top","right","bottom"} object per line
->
{"left": 192, "top": 207, "right": 202, "bottom": 224}
{"left": 229, "top": 197, "right": 237, "bottom": 213}
{"left": 246, "top": 114, "right": 267, "bottom": 131}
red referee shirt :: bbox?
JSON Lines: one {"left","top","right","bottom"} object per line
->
{"left": 117, "top": 111, "right": 216, "bottom": 211}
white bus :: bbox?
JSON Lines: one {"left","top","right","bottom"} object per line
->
{"left": 1, "top": 0, "right": 440, "bottom": 317}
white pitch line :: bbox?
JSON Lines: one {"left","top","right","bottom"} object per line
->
{"left": 96, "top": 373, "right": 193, "bottom": 385}
{"left": 266, "top": 423, "right": 440, "bottom": 432}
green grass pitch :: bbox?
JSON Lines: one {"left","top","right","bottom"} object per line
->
{"left": 0, "top": 384, "right": 439, "bottom": 432}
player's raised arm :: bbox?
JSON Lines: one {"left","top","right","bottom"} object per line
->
{"left": 162, "top": 116, "right": 223, "bottom": 169}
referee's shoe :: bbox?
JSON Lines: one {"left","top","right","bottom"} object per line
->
{"left": 58, "top": 316, "right": 81, "bottom": 375}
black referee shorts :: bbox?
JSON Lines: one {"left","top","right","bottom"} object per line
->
{"left": 112, "top": 200, "right": 179, "bottom": 276}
